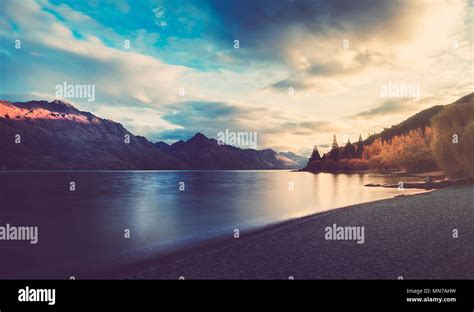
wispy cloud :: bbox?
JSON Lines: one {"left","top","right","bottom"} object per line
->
{"left": 351, "top": 100, "right": 408, "bottom": 118}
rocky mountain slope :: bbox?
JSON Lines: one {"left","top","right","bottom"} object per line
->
{"left": 0, "top": 100, "right": 184, "bottom": 170}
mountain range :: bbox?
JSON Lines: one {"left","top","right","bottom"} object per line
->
{"left": 3, "top": 94, "right": 470, "bottom": 171}
{"left": 0, "top": 100, "right": 306, "bottom": 170}
{"left": 154, "top": 134, "right": 305, "bottom": 169}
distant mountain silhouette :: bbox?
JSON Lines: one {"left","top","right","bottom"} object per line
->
{"left": 278, "top": 151, "right": 309, "bottom": 168}
{"left": 0, "top": 100, "right": 306, "bottom": 170}
{"left": 154, "top": 133, "right": 304, "bottom": 169}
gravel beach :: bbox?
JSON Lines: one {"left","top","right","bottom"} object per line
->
{"left": 123, "top": 185, "right": 474, "bottom": 279}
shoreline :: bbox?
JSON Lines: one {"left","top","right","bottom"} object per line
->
{"left": 299, "top": 168, "right": 473, "bottom": 190}
{"left": 365, "top": 176, "right": 474, "bottom": 190}
{"left": 112, "top": 184, "right": 473, "bottom": 279}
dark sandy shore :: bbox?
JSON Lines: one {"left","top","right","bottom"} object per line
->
{"left": 121, "top": 185, "right": 473, "bottom": 279}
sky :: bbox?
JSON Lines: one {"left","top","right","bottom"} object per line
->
{"left": 0, "top": 0, "right": 472, "bottom": 156}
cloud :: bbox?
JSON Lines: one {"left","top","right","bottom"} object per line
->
{"left": 265, "top": 121, "right": 336, "bottom": 134}
{"left": 160, "top": 101, "right": 268, "bottom": 137}
{"left": 272, "top": 78, "right": 310, "bottom": 90}
{"left": 207, "top": 0, "right": 421, "bottom": 48}
{"left": 93, "top": 105, "right": 179, "bottom": 139}
{"left": 352, "top": 100, "right": 407, "bottom": 118}
{"left": 0, "top": 0, "right": 191, "bottom": 107}
{"left": 206, "top": 0, "right": 424, "bottom": 72}
{"left": 209, "top": 0, "right": 469, "bottom": 101}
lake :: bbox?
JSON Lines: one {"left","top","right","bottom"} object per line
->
{"left": 0, "top": 170, "right": 425, "bottom": 278}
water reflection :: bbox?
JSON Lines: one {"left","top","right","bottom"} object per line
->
{"left": 0, "top": 170, "right": 424, "bottom": 278}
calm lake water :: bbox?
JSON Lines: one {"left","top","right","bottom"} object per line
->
{"left": 0, "top": 170, "right": 425, "bottom": 278}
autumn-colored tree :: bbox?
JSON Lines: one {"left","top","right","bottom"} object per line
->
{"left": 432, "top": 97, "right": 474, "bottom": 176}
{"left": 347, "top": 158, "right": 368, "bottom": 171}
{"left": 361, "top": 127, "right": 437, "bottom": 172}
{"left": 362, "top": 138, "right": 383, "bottom": 160}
